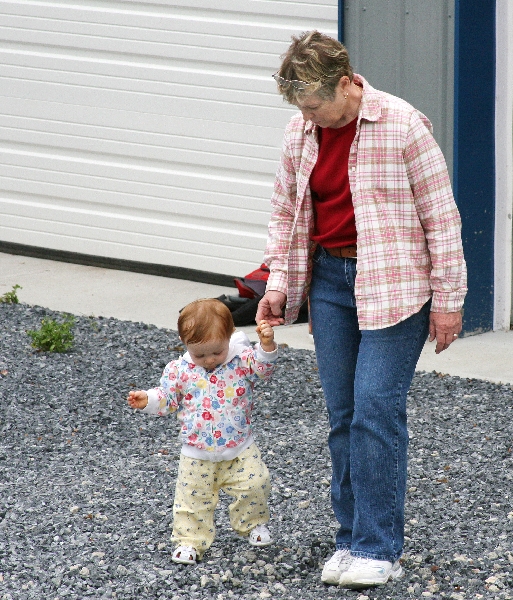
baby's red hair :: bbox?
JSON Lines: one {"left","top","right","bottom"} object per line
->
{"left": 178, "top": 298, "right": 234, "bottom": 345}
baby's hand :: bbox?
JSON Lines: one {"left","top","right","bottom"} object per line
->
{"left": 127, "top": 390, "right": 148, "bottom": 410}
{"left": 256, "top": 320, "right": 276, "bottom": 352}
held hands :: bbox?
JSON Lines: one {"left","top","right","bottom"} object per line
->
{"left": 127, "top": 390, "right": 149, "bottom": 410}
{"left": 429, "top": 311, "right": 462, "bottom": 354}
{"left": 255, "top": 291, "right": 287, "bottom": 327}
{"left": 256, "top": 320, "right": 276, "bottom": 352}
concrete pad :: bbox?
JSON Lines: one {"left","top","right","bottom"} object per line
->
{"left": 1, "top": 251, "right": 512, "bottom": 385}
{"left": 417, "top": 329, "right": 513, "bottom": 385}
{"left": 0, "top": 252, "right": 235, "bottom": 330}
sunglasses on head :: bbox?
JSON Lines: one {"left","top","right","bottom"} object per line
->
{"left": 272, "top": 72, "right": 317, "bottom": 90}
{"left": 272, "top": 72, "right": 341, "bottom": 91}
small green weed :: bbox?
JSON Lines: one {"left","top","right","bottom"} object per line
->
{"left": 88, "top": 316, "right": 100, "bottom": 332}
{"left": 27, "top": 315, "right": 75, "bottom": 353}
{"left": 0, "top": 284, "right": 22, "bottom": 304}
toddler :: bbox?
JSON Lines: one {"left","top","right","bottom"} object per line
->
{"left": 127, "top": 298, "right": 277, "bottom": 564}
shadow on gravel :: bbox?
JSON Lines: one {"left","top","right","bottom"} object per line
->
{"left": 1, "top": 303, "right": 513, "bottom": 600}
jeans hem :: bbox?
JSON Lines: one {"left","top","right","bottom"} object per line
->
{"left": 335, "top": 543, "right": 351, "bottom": 551}
{"left": 350, "top": 550, "right": 402, "bottom": 562}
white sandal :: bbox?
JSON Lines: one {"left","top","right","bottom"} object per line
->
{"left": 249, "top": 524, "right": 273, "bottom": 547}
{"left": 171, "top": 545, "right": 197, "bottom": 565}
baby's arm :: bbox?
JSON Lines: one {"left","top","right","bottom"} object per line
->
{"left": 127, "top": 361, "right": 181, "bottom": 415}
{"left": 127, "top": 390, "right": 148, "bottom": 410}
{"left": 256, "top": 320, "right": 276, "bottom": 352}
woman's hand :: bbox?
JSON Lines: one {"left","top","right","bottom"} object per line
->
{"left": 429, "top": 311, "right": 462, "bottom": 354}
{"left": 256, "top": 291, "right": 287, "bottom": 326}
{"left": 127, "top": 390, "right": 148, "bottom": 410}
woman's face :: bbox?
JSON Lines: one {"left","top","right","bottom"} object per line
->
{"left": 295, "top": 77, "right": 350, "bottom": 129}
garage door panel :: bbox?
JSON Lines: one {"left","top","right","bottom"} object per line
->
{"left": 0, "top": 125, "right": 279, "bottom": 176}
{"left": 0, "top": 177, "right": 272, "bottom": 227}
{"left": 0, "top": 219, "right": 264, "bottom": 274}
{"left": 0, "top": 150, "right": 274, "bottom": 197}
{"left": 0, "top": 59, "right": 291, "bottom": 110}
{"left": 0, "top": 95, "right": 289, "bottom": 150}
{"left": 0, "top": 14, "right": 293, "bottom": 57}
{"left": 1, "top": 1, "right": 336, "bottom": 35}
{"left": 0, "top": 196, "right": 268, "bottom": 243}
{"left": 0, "top": 27, "right": 284, "bottom": 70}
{"left": 117, "top": 0, "right": 337, "bottom": 22}
{"left": 0, "top": 113, "right": 284, "bottom": 162}
{"left": 0, "top": 162, "right": 272, "bottom": 216}
{"left": 1, "top": 78, "right": 292, "bottom": 129}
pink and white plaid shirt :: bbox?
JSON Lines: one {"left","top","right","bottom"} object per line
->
{"left": 264, "top": 74, "right": 467, "bottom": 330}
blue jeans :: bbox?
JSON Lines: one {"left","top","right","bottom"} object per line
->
{"left": 309, "top": 246, "right": 430, "bottom": 562}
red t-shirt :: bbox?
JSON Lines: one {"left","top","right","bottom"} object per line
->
{"left": 309, "top": 117, "right": 358, "bottom": 247}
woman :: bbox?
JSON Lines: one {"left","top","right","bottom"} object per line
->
{"left": 256, "top": 31, "right": 466, "bottom": 589}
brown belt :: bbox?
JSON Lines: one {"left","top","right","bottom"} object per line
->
{"left": 324, "top": 245, "right": 357, "bottom": 259}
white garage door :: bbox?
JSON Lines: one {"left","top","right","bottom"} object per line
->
{"left": 0, "top": 0, "right": 337, "bottom": 278}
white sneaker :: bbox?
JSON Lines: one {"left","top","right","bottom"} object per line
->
{"left": 248, "top": 524, "right": 273, "bottom": 547}
{"left": 321, "top": 548, "right": 352, "bottom": 585}
{"left": 338, "top": 557, "right": 403, "bottom": 588}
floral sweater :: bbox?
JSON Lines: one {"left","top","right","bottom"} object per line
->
{"left": 142, "top": 332, "right": 277, "bottom": 461}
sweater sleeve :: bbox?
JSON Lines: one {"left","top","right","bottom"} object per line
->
{"left": 264, "top": 130, "right": 297, "bottom": 296}
{"left": 239, "top": 345, "right": 278, "bottom": 383}
{"left": 142, "top": 360, "right": 181, "bottom": 416}
{"left": 404, "top": 111, "right": 467, "bottom": 313}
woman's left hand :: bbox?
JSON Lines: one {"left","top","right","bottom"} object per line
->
{"left": 429, "top": 311, "right": 463, "bottom": 354}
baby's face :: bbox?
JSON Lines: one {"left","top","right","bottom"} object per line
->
{"left": 186, "top": 338, "right": 230, "bottom": 371}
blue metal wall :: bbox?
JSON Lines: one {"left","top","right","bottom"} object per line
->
{"left": 453, "top": 0, "right": 496, "bottom": 333}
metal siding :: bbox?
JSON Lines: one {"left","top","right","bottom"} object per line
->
{"left": 494, "top": 0, "right": 513, "bottom": 330}
{"left": 0, "top": 0, "right": 337, "bottom": 276}
{"left": 343, "top": 0, "right": 454, "bottom": 176}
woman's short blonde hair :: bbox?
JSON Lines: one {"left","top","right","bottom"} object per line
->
{"left": 275, "top": 30, "right": 353, "bottom": 104}
{"left": 178, "top": 298, "right": 234, "bottom": 345}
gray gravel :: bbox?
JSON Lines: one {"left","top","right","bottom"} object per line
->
{"left": 1, "top": 302, "right": 513, "bottom": 600}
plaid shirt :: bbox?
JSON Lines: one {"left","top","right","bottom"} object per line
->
{"left": 264, "top": 74, "right": 467, "bottom": 329}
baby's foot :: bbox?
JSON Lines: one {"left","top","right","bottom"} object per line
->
{"left": 248, "top": 524, "right": 273, "bottom": 547}
{"left": 171, "top": 545, "right": 197, "bottom": 564}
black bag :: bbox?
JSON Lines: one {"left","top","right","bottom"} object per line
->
{"left": 216, "top": 294, "right": 262, "bottom": 327}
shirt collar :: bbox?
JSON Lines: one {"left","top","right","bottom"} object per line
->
{"left": 354, "top": 74, "right": 382, "bottom": 123}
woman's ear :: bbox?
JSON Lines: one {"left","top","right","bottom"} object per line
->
{"left": 338, "top": 76, "right": 351, "bottom": 94}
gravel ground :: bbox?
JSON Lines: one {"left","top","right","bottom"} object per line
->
{"left": 1, "top": 302, "right": 513, "bottom": 600}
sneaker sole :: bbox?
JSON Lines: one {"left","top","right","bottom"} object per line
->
{"left": 322, "top": 574, "right": 343, "bottom": 585}
{"left": 171, "top": 557, "right": 196, "bottom": 565}
{"left": 248, "top": 539, "right": 273, "bottom": 547}
{"left": 322, "top": 562, "right": 353, "bottom": 585}
{"left": 321, "top": 552, "right": 353, "bottom": 585}
{"left": 339, "top": 564, "right": 403, "bottom": 588}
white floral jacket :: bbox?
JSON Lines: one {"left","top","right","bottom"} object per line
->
{"left": 143, "top": 332, "right": 277, "bottom": 461}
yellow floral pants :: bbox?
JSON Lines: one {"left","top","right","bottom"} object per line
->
{"left": 172, "top": 444, "right": 270, "bottom": 557}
